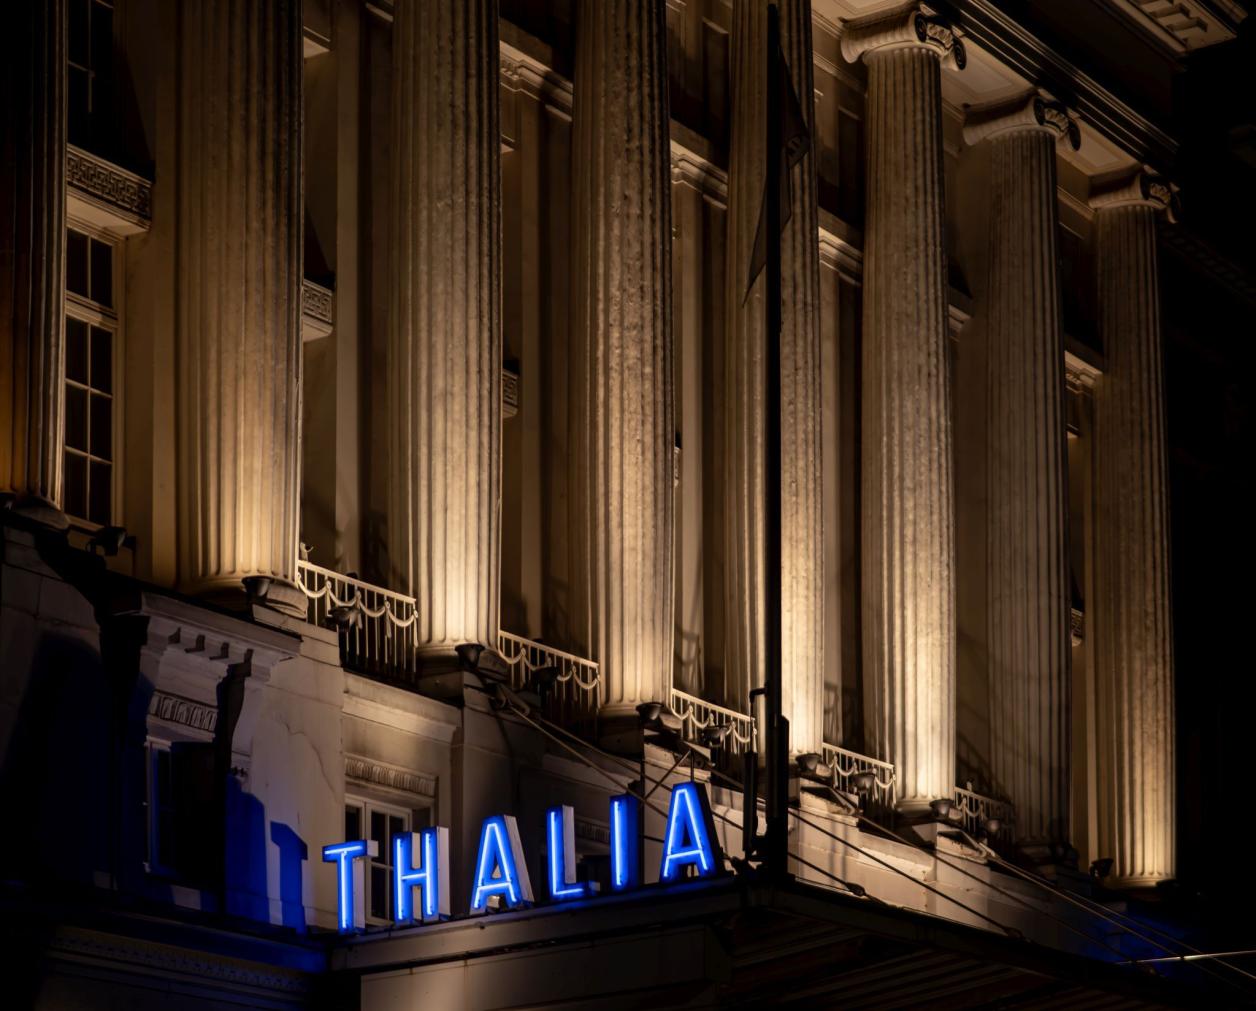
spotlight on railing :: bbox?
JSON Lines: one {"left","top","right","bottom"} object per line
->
{"left": 86, "top": 525, "right": 128, "bottom": 556}
{"left": 636, "top": 701, "right": 664, "bottom": 726}
{"left": 700, "top": 723, "right": 731, "bottom": 749}
{"left": 981, "top": 817, "right": 1002, "bottom": 838}
{"left": 1089, "top": 857, "right": 1114, "bottom": 880}
{"left": 852, "top": 771, "right": 876, "bottom": 796}
{"left": 526, "top": 664, "right": 560, "bottom": 695}
{"left": 456, "top": 643, "right": 510, "bottom": 682}
{"left": 929, "top": 798, "right": 953, "bottom": 822}
{"left": 328, "top": 604, "right": 361, "bottom": 630}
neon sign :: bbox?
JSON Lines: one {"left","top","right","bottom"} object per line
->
{"left": 322, "top": 782, "right": 723, "bottom": 934}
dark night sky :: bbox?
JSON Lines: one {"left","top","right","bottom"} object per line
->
{"left": 1160, "top": 10, "right": 1256, "bottom": 949}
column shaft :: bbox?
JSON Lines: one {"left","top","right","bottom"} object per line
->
{"left": 387, "top": 0, "right": 501, "bottom": 651}
{"left": 175, "top": 0, "right": 304, "bottom": 615}
{"left": 724, "top": 0, "right": 824, "bottom": 752}
{"left": 570, "top": 0, "right": 674, "bottom": 716}
{"left": 1092, "top": 195, "right": 1175, "bottom": 885}
{"left": 974, "top": 104, "right": 1072, "bottom": 845}
{"left": 844, "top": 7, "right": 964, "bottom": 811}
{"left": 0, "top": 0, "right": 67, "bottom": 528}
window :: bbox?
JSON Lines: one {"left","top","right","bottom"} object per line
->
{"left": 144, "top": 740, "right": 178, "bottom": 874}
{"left": 345, "top": 798, "right": 414, "bottom": 923}
{"left": 68, "top": 0, "right": 115, "bottom": 151}
{"left": 64, "top": 224, "right": 119, "bottom": 526}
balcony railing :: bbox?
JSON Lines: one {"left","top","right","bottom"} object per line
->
{"left": 820, "top": 742, "right": 898, "bottom": 811}
{"left": 669, "top": 688, "right": 757, "bottom": 759}
{"left": 497, "top": 630, "right": 601, "bottom": 722}
{"left": 296, "top": 560, "right": 419, "bottom": 677}
{"left": 296, "top": 561, "right": 602, "bottom": 714}
{"left": 953, "top": 783, "right": 1014, "bottom": 841}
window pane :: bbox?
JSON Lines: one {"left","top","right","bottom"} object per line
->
{"left": 91, "top": 2, "right": 113, "bottom": 81}
{"left": 68, "top": 67, "right": 89, "bottom": 148}
{"left": 66, "top": 318, "right": 88, "bottom": 384}
{"left": 64, "top": 452, "right": 87, "bottom": 518}
{"left": 345, "top": 805, "right": 361, "bottom": 840}
{"left": 65, "top": 385, "right": 87, "bottom": 451}
{"left": 69, "top": 0, "right": 89, "bottom": 66}
{"left": 389, "top": 815, "right": 405, "bottom": 842}
{"left": 66, "top": 230, "right": 89, "bottom": 298}
{"left": 90, "top": 239, "right": 112, "bottom": 307}
{"left": 370, "top": 810, "right": 386, "bottom": 848}
{"left": 89, "top": 393, "right": 111, "bottom": 458}
{"left": 89, "top": 459, "right": 111, "bottom": 524}
{"left": 90, "top": 326, "right": 112, "bottom": 392}
{"left": 370, "top": 865, "right": 387, "bottom": 920}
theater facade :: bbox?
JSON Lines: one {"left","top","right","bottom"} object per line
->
{"left": 2, "top": 0, "right": 1251, "bottom": 1006}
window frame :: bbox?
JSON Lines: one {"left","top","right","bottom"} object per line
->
{"left": 143, "top": 737, "right": 178, "bottom": 878}
{"left": 344, "top": 794, "right": 414, "bottom": 926}
{"left": 63, "top": 216, "right": 124, "bottom": 529}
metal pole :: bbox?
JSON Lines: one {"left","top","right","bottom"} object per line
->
{"left": 763, "top": 2, "right": 788, "bottom": 880}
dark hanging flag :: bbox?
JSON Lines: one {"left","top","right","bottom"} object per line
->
{"left": 744, "top": 38, "right": 811, "bottom": 302}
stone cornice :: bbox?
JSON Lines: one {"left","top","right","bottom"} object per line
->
{"left": 963, "top": 91, "right": 1080, "bottom": 150}
{"left": 1103, "top": 0, "right": 1243, "bottom": 54}
{"left": 841, "top": 4, "right": 967, "bottom": 70}
{"left": 66, "top": 145, "right": 152, "bottom": 235}
{"left": 345, "top": 754, "right": 437, "bottom": 798}
{"left": 301, "top": 280, "right": 334, "bottom": 341}
{"left": 950, "top": 0, "right": 1177, "bottom": 169}
{"left": 148, "top": 689, "right": 218, "bottom": 735}
{"left": 670, "top": 141, "right": 728, "bottom": 207}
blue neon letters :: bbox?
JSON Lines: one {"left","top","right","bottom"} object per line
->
{"left": 470, "top": 815, "right": 534, "bottom": 913}
{"left": 659, "top": 781, "right": 720, "bottom": 883}
{"left": 609, "top": 793, "right": 641, "bottom": 892}
{"left": 394, "top": 827, "right": 450, "bottom": 923}
{"left": 327, "top": 783, "right": 722, "bottom": 930}
{"left": 547, "top": 805, "right": 597, "bottom": 900}
{"left": 322, "top": 838, "right": 378, "bottom": 934}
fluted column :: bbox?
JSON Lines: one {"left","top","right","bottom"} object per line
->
{"left": 842, "top": 5, "right": 965, "bottom": 812}
{"left": 0, "top": 0, "right": 67, "bottom": 529}
{"left": 570, "top": 0, "right": 673, "bottom": 717}
{"left": 1090, "top": 173, "right": 1175, "bottom": 885}
{"left": 965, "top": 94, "right": 1078, "bottom": 845}
{"left": 724, "top": 0, "right": 823, "bottom": 753}
{"left": 387, "top": 0, "right": 501, "bottom": 652}
{"left": 175, "top": 0, "right": 304, "bottom": 615}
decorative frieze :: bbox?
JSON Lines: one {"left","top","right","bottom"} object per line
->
{"left": 66, "top": 145, "right": 153, "bottom": 226}
{"left": 501, "top": 365, "right": 520, "bottom": 419}
{"left": 301, "top": 280, "right": 334, "bottom": 341}
{"left": 148, "top": 690, "right": 218, "bottom": 734}
{"left": 345, "top": 755, "right": 437, "bottom": 798}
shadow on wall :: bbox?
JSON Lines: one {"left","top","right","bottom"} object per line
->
{"left": 269, "top": 821, "right": 309, "bottom": 932}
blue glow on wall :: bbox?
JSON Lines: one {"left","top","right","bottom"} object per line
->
{"left": 609, "top": 793, "right": 641, "bottom": 892}
{"left": 322, "top": 838, "right": 377, "bottom": 933}
{"left": 394, "top": 827, "right": 450, "bottom": 924}
{"left": 546, "top": 805, "right": 596, "bottom": 900}
{"left": 659, "top": 781, "right": 719, "bottom": 883}
{"left": 470, "top": 815, "right": 534, "bottom": 913}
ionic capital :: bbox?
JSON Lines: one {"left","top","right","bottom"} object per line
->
{"left": 963, "top": 91, "right": 1080, "bottom": 150}
{"left": 1089, "top": 169, "right": 1178, "bottom": 222}
{"left": 841, "top": 3, "right": 966, "bottom": 70}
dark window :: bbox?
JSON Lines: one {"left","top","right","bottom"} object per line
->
{"left": 67, "top": 0, "right": 115, "bottom": 152}
{"left": 64, "top": 227, "right": 116, "bottom": 526}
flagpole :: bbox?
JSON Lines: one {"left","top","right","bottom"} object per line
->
{"left": 763, "top": 1, "right": 788, "bottom": 880}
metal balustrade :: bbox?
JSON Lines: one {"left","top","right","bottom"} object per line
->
{"left": 820, "top": 742, "right": 898, "bottom": 811}
{"left": 296, "top": 560, "right": 419, "bottom": 677}
{"left": 497, "top": 630, "right": 601, "bottom": 721}
{"left": 669, "top": 688, "right": 757, "bottom": 758}
{"left": 953, "top": 783, "right": 1014, "bottom": 841}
